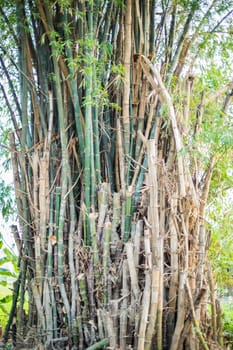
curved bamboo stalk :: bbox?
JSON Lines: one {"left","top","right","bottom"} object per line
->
{"left": 141, "top": 55, "right": 186, "bottom": 197}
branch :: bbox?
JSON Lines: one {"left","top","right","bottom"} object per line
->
{"left": 210, "top": 9, "right": 233, "bottom": 33}
{"left": 204, "top": 82, "right": 233, "bottom": 105}
{"left": 140, "top": 55, "right": 186, "bottom": 197}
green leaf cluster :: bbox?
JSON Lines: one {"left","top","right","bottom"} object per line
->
{"left": 0, "top": 181, "right": 14, "bottom": 222}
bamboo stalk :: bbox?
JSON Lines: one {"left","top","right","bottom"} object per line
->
{"left": 97, "top": 309, "right": 105, "bottom": 340}
{"left": 32, "top": 151, "right": 39, "bottom": 236}
{"left": 97, "top": 183, "right": 108, "bottom": 241}
{"left": 43, "top": 279, "right": 53, "bottom": 343}
{"left": 145, "top": 268, "right": 160, "bottom": 350}
{"left": 170, "top": 272, "right": 186, "bottom": 350}
{"left": 197, "top": 224, "right": 206, "bottom": 290}
{"left": 85, "top": 338, "right": 108, "bottom": 350}
{"left": 122, "top": 0, "right": 132, "bottom": 157}
{"left": 124, "top": 186, "right": 133, "bottom": 242}
{"left": 133, "top": 220, "right": 143, "bottom": 269}
{"left": 116, "top": 118, "right": 126, "bottom": 197}
{"left": 65, "top": 21, "right": 84, "bottom": 156}
{"left": 84, "top": 1, "right": 95, "bottom": 219}
{"left": 141, "top": 56, "right": 186, "bottom": 197}
{"left": 120, "top": 260, "right": 129, "bottom": 349}
{"left": 31, "top": 279, "right": 46, "bottom": 331}
{"left": 185, "top": 280, "right": 209, "bottom": 350}
{"left": 105, "top": 311, "right": 116, "bottom": 349}
{"left": 9, "top": 133, "right": 24, "bottom": 233}
{"left": 135, "top": 80, "right": 147, "bottom": 160}
{"left": 144, "top": 228, "right": 152, "bottom": 270}
{"left": 86, "top": 260, "right": 96, "bottom": 344}
{"left": 34, "top": 235, "right": 41, "bottom": 287}
{"left": 138, "top": 271, "right": 151, "bottom": 350}
{"left": 17, "top": 259, "right": 27, "bottom": 339}
{"left": 130, "top": 98, "right": 155, "bottom": 191}
{"left": 135, "top": 0, "right": 144, "bottom": 53}
{"left": 147, "top": 139, "right": 159, "bottom": 266}
{"left": 92, "top": 68, "right": 101, "bottom": 186}
{"left": 44, "top": 4, "right": 72, "bottom": 331}
{"left": 103, "top": 221, "right": 111, "bottom": 307}
{"left": 167, "top": 194, "right": 179, "bottom": 344}
{"left": 89, "top": 213, "right": 100, "bottom": 284}
{"left": 78, "top": 274, "right": 88, "bottom": 326}
{"left": 126, "top": 241, "right": 140, "bottom": 300}
{"left": 183, "top": 75, "right": 194, "bottom": 134}
{"left": 111, "top": 192, "right": 121, "bottom": 252}
{"left": 39, "top": 154, "right": 49, "bottom": 253}
{"left": 55, "top": 187, "right": 71, "bottom": 329}
{"left": 68, "top": 175, "right": 78, "bottom": 324}
{"left": 3, "top": 272, "right": 21, "bottom": 344}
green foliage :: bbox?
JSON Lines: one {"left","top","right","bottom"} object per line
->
{"left": 0, "top": 181, "right": 14, "bottom": 222}
{"left": 0, "top": 239, "right": 18, "bottom": 329}
{"left": 222, "top": 302, "right": 233, "bottom": 341}
{"left": 0, "top": 285, "right": 13, "bottom": 328}
{"left": 208, "top": 193, "right": 233, "bottom": 287}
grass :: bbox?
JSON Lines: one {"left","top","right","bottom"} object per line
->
{"left": 0, "top": 284, "right": 13, "bottom": 330}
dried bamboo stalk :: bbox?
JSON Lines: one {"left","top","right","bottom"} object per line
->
{"left": 32, "top": 152, "right": 39, "bottom": 235}
{"left": 133, "top": 220, "right": 143, "bottom": 269}
{"left": 145, "top": 268, "right": 160, "bottom": 350}
{"left": 97, "top": 183, "right": 108, "bottom": 240}
{"left": 111, "top": 192, "right": 121, "bottom": 251}
{"left": 135, "top": 80, "right": 147, "bottom": 160}
{"left": 39, "top": 154, "right": 49, "bottom": 254}
{"left": 138, "top": 271, "right": 151, "bottom": 350}
{"left": 183, "top": 75, "right": 194, "bottom": 135}
{"left": 170, "top": 272, "right": 186, "bottom": 350}
{"left": 126, "top": 241, "right": 140, "bottom": 300}
{"left": 197, "top": 224, "right": 206, "bottom": 290}
{"left": 120, "top": 260, "right": 129, "bottom": 349}
{"left": 147, "top": 139, "right": 159, "bottom": 266}
{"left": 31, "top": 279, "right": 46, "bottom": 331}
{"left": 144, "top": 228, "right": 152, "bottom": 270}
{"left": 103, "top": 221, "right": 111, "bottom": 306}
{"left": 141, "top": 55, "right": 186, "bottom": 197}
{"left": 116, "top": 118, "right": 126, "bottom": 197}
{"left": 105, "top": 311, "right": 116, "bottom": 349}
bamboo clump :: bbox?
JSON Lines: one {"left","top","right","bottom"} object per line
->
{"left": 0, "top": 1, "right": 231, "bottom": 349}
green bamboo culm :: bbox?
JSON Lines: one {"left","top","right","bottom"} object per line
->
{"left": 86, "top": 338, "right": 109, "bottom": 350}
{"left": 124, "top": 186, "right": 133, "bottom": 242}
{"left": 84, "top": 2, "right": 95, "bottom": 245}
